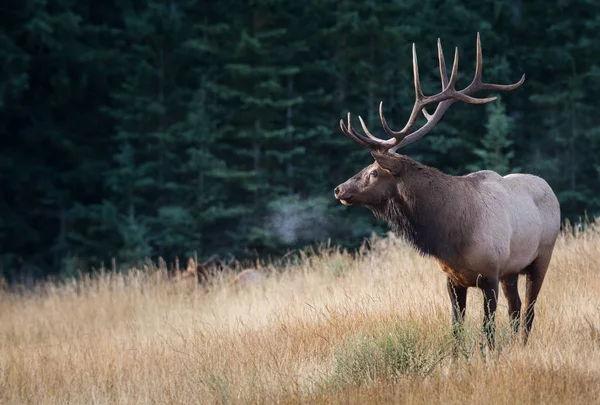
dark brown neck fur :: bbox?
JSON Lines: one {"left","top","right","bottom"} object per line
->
{"left": 368, "top": 156, "right": 475, "bottom": 262}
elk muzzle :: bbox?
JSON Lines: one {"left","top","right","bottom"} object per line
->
{"left": 334, "top": 184, "right": 355, "bottom": 206}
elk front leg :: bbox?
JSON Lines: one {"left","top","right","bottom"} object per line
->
{"left": 500, "top": 274, "right": 521, "bottom": 336}
{"left": 446, "top": 278, "right": 467, "bottom": 340}
{"left": 481, "top": 278, "right": 499, "bottom": 350}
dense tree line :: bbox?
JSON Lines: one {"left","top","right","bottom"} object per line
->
{"left": 1, "top": 0, "right": 599, "bottom": 281}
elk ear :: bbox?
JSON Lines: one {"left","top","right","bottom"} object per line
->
{"left": 371, "top": 151, "right": 403, "bottom": 175}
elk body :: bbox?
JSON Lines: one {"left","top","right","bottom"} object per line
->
{"left": 174, "top": 257, "right": 264, "bottom": 290}
{"left": 229, "top": 268, "right": 264, "bottom": 288}
{"left": 334, "top": 34, "right": 560, "bottom": 348}
{"left": 172, "top": 257, "right": 217, "bottom": 286}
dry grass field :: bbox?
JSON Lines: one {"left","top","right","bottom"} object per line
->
{"left": 1, "top": 223, "right": 599, "bottom": 404}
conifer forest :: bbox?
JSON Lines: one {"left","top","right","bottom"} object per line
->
{"left": 1, "top": 0, "right": 599, "bottom": 281}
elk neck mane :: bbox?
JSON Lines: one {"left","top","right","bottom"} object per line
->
{"left": 369, "top": 156, "right": 477, "bottom": 261}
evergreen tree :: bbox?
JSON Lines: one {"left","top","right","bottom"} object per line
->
{"left": 468, "top": 96, "right": 517, "bottom": 174}
{"left": 520, "top": 0, "right": 600, "bottom": 218}
{"left": 98, "top": 0, "right": 202, "bottom": 264}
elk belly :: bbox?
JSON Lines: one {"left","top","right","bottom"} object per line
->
{"left": 438, "top": 262, "right": 481, "bottom": 288}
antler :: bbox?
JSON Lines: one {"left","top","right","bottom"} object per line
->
{"left": 339, "top": 33, "right": 525, "bottom": 153}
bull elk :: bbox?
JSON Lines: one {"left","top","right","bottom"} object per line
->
{"left": 334, "top": 33, "right": 560, "bottom": 348}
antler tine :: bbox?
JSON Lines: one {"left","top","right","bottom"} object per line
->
{"left": 422, "top": 39, "right": 451, "bottom": 122}
{"left": 358, "top": 116, "right": 381, "bottom": 140}
{"left": 422, "top": 107, "right": 433, "bottom": 121}
{"left": 433, "top": 46, "right": 496, "bottom": 105}
{"left": 412, "top": 43, "right": 424, "bottom": 100}
{"left": 464, "top": 32, "right": 526, "bottom": 94}
{"left": 346, "top": 113, "right": 373, "bottom": 145}
{"left": 340, "top": 113, "right": 394, "bottom": 150}
{"left": 340, "top": 118, "right": 371, "bottom": 148}
{"left": 437, "top": 38, "right": 448, "bottom": 89}
{"left": 447, "top": 47, "right": 459, "bottom": 90}
{"left": 423, "top": 38, "right": 449, "bottom": 122}
{"left": 380, "top": 44, "right": 429, "bottom": 139}
{"left": 475, "top": 32, "right": 483, "bottom": 81}
{"left": 379, "top": 101, "right": 397, "bottom": 137}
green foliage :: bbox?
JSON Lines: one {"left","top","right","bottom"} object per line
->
{"left": 329, "top": 320, "right": 518, "bottom": 389}
{"left": 1, "top": 0, "right": 600, "bottom": 279}
{"left": 469, "top": 96, "right": 518, "bottom": 174}
{"left": 330, "top": 322, "right": 447, "bottom": 387}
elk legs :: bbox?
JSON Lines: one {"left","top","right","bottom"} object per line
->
{"left": 500, "top": 274, "right": 522, "bottom": 335}
{"left": 480, "top": 278, "right": 499, "bottom": 350}
{"left": 447, "top": 278, "right": 467, "bottom": 354}
{"left": 523, "top": 251, "right": 552, "bottom": 345}
{"left": 446, "top": 278, "right": 467, "bottom": 329}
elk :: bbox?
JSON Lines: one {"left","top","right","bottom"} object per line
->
{"left": 229, "top": 268, "right": 264, "bottom": 289}
{"left": 172, "top": 256, "right": 218, "bottom": 286}
{"left": 174, "top": 257, "right": 264, "bottom": 290}
{"left": 333, "top": 33, "right": 560, "bottom": 348}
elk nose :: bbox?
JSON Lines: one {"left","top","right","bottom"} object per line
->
{"left": 334, "top": 186, "right": 341, "bottom": 198}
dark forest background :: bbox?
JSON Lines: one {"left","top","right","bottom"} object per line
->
{"left": 1, "top": 0, "right": 599, "bottom": 282}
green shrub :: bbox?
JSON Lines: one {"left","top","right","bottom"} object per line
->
{"left": 330, "top": 322, "right": 448, "bottom": 387}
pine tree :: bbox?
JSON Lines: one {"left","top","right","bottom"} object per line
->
{"left": 0, "top": 0, "right": 122, "bottom": 278}
{"left": 468, "top": 96, "right": 517, "bottom": 174}
{"left": 99, "top": 0, "right": 201, "bottom": 264}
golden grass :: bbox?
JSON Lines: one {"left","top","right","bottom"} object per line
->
{"left": 1, "top": 225, "right": 599, "bottom": 405}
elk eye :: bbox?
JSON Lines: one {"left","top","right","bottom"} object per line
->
{"left": 369, "top": 170, "right": 378, "bottom": 178}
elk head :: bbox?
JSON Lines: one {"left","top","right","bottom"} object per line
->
{"left": 334, "top": 151, "right": 403, "bottom": 207}
{"left": 333, "top": 33, "right": 525, "bottom": 208}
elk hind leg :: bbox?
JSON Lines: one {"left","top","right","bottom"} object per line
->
{"left": 523, "top": 251, "right": 552, "bottom": 345}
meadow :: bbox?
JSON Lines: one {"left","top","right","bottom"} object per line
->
{"left": 1, "top": 224, "right": 599, "bottom": 404}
